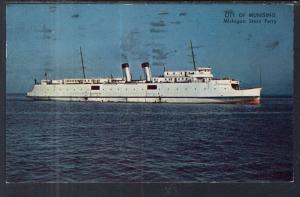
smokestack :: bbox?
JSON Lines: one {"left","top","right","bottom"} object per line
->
{"left": 121, "top": 63, "right": 131, "bottom": 82}
{"left": 141, "top": 62, "right": 152, "bottom": 82}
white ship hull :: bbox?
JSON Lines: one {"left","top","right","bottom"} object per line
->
{"left": 27, "top": 81, "right": 261, "bottom": 104}
{"left": 29, "top": 96, "right": 260, "bottom": 104}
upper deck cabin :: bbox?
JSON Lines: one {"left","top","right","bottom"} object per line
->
{"left": 163, "top": 67, "right": 213, "bottom": 78}
{"left": 40, "top": 78, "right": 124, "bottom": 85}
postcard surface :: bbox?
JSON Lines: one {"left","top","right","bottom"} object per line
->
{"left": 6, "top": 3, "right": 293, "bottom": 182}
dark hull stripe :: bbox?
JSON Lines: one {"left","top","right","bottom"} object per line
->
{"left": 28, "top": 96, "right": 260, "bottom": 99}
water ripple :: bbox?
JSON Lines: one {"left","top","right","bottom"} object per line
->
{"left": 6, "top": 94, "right": 293, "bottom": 182}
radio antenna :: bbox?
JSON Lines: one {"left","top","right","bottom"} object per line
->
{"left": 80, "top": 46, "right": 86, "bottom": 79}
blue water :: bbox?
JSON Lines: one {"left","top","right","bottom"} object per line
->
{"left": 6, "top": 94, "right": 293, "bottom": 183}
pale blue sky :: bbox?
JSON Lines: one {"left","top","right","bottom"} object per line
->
{"left": 6, "top": 4, "right": 293, "bottom": 95}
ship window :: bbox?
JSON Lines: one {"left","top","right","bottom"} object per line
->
{"left": 231, "top": 84, "right": 239, "bottom": 90}
{"left": 91, "top": 85, "right": 100, "bottom": 90}
{"left": 147, "top": 85, "right": 157, "bottom": 90}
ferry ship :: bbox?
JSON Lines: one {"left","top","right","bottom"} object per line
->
{"left": 27, "top": 44, "right": 262, "bottom": 104}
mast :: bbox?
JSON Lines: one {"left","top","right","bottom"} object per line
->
{"left": 80, "top": 46, "right": 86, "bottom": 79}
{"left": 190, "top": 40, "right": 196, "bottom": 71}
{"left": 259, "top": 65, "right": 262, "bottom": 87}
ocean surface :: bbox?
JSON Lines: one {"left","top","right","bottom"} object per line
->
{"left": 6, "top": 94, "right": 293, "bottom": 183}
